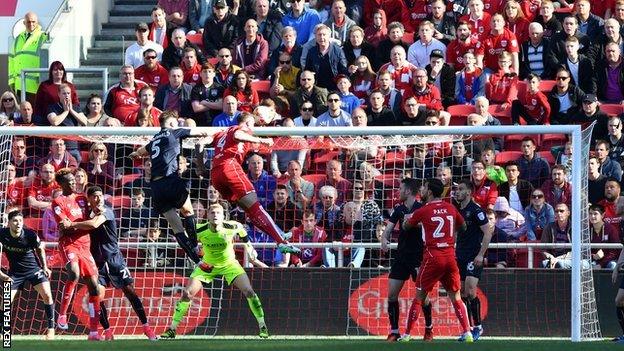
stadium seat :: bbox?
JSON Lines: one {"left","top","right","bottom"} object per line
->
{"left": 446, "top": 104, "right": 475, "bottom": 126}
{"left": 186, "top": 33, "right": 204, "bottom": 50}
{"left": 488, "top": 104, "right": 512, "bottom": 124}
{"left": 120, "top": 173, "right": 141, "bottom": 186}
{"left": 402, "top": 32, "right": 415, "bottom": 44}
{"left": 600, "top": 104, "right": 624, "bottom": 117}
{"left": 504, "top": 134, "right": 526, "bottom": 150}
{"left": 23, "top": 217, "right": 43, "bottom": 235}
{"left": 251, "top": 80, "right": 271, "bottom": 99}
{"left": 208, "top": 57, "right": 219, "bottom": 66}
{"left": 302, "top": 174, "right": 326, "bottom": 187}
{"left": 540, "top": 134, "right": 567, "bottom": 151}
{"left": 109, "top": 195, "right": 132, "bottom": 208}
{"left": 517, "top": 80, "right": 527, "bottom": 97}
{"left": 538, "top": 151, "right": 556, "bottom": 165}
{"left": 80, "top": 150, "right": 90, "bottom": 164}
{"left": 538, "top": 80, "right": 556, "bottom": 93}
{"left": 375, "top": 172, "right": 400, "bottom": 188}
{"left": 495, "top": 151, "right": 523, "bottom": 165}
{"left": 384, "top": 150, "right": 407, "bottom": 168}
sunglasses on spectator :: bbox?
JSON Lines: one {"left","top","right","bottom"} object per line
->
{"left": 219, "top": 54, "right": 231, "bottom": 58}
{"left": 354, "top": 187, "right": 364, "bottom": 190}
{"left": 279, "top": 60, "right": 291, "bottom": 64}
{"left": 301, "top": 107, "right": 314, "bottom": 112}
{"left": 328, "top": 99, "right": 340, "bottom": 102}
{"left": 145, "top": 55, "right": 157, "bottom": 60}
{"left": 300, "top": 78, "right": 312, "bottom": 81}
{"left": 93, "top": 149, "right": 106, "bottom": 152}
{"left": 532, "top": 194, "right": 544, "bottom": 199}
{"left": 2, "top": 98, "right": 14, "bottom": 102}
{"left": 425, "top": 120, "right": 437, "bottom": 125}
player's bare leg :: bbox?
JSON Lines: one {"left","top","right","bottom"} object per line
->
{"left": 238, "top": 192, "right": 299, "bottom": 254}
{"left": 121, "top": 284, "right": 156, "bottom": 340}
{"left": 161, "top": 278, "right": 203, "bottom": 339}
{"left": 448, "top": 289, "right": 472, "bottom": 342}
{"left": 33, "top": 281, "right": 55, "bottom": 340}
{"left": 85, "top": 275, "right": 102, "bottom": 341}
{"left": 58, "top": 261, "right": 80, "bottom": 330}
{"left": 614, "top": 289, "right": 624, "bottom": 343}
{"left": 232, "top": 273, "right": 268, "bottom": 338}
{"left": 162, "top": 205, "right": 200, "bottom": 264}
{"left": 463, "top": 276, "right": 483, "bottom": 340}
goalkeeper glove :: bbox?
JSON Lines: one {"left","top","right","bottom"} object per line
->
{"left": 198, "top": 262, "right": 214, "bottom": 273}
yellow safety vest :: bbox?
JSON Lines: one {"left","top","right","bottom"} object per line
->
{"left": 8, "top": 26, "right": 48, "bottom": 94}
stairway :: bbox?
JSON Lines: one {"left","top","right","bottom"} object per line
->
{"left": 73, "top": 0, "right": 154, "bottom": 102}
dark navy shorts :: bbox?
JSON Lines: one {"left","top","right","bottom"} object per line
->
{"left": 98, "top": 254, "right": 134, "bottom": 289}
{"left": 457, "top": 258, "right": 483, "bottom": 280}
{"left": 389, "top": 258, "right": 420, "bottom": 282}
{"left": 10, "top": 269, "right": 48, "bottom": 291}
{"left": 150, "top": 175, "right": 189, "bottom": 214}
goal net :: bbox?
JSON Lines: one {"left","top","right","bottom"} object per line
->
{"left": 0, "top": 124, "right": 599, "bottom": 341}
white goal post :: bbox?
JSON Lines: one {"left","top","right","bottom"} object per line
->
{"left": 0, "top": 124, "right": 595, "bottom": 341}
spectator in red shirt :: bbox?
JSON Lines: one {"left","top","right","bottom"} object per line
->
{"left": 541, "top": 165, "right": 572, "bottom": 207}
{"left": 363, "top": 8, "right": 387, "bottom": 48}
{"left": 446, "top": 20, "right": 485, "bottom": 71}
{"left": 40, "top": 138, "right": 78, "bottom": 172}
{"left": 317, "top": 159, "right": 352, "bottom": 206}
{"left": 104, "top": 65, "right": 147, "bottom": 121}
{"left": 598, "top": 178, "right": 622, "bottom": 227}
{"left": 181, "top": 47, "right": 202, "bottom": 86}
{"left": 149, "top": 6, "right": 171, "bottom": 49}
{"left": 401, "top": 0, "right": 430, "bottom": 34}
{"left": 589, "top": 204, "right": 620, "bottom": 270}
{"left": 378, "top": 46, "right": 418, "bottom": 97}
{"left": 125, "top": 87, "right": 162, "bottom": 126}
{"left": 285, "top": 211, "right": 327, "bottom": 267}
{"left": 460, "top": 0, "right": 492, "bottom": 41}
{"left": 471, "top": 160, "right": 498, "bottom": 210}
{"left": 223, "top": 70, "right": 260, "bottom": 113}
{"left": 503, "top": 0, "right": 530, "bottom": 44}
{"left": 158, "top": 0, "right": 189, "bottom": 29}
{"left": 483, "top": 14, "right": 520, "bottom": 73}
{"left": 3, "top": 164, "right": 26, "bottom": 210}
{"left": 135, "top": 48, "right": 170, "bottom": 89}
{"left": 512, "top": 73, "right": 551, "bottom": 125}
{"left": 404, "top": 67, "right": 443, "bottom": 111}
{"left": 34, "top": 61, "right": 79, "bottom": 125}
{"left": 486, "top": 51, "right": 518, "bottom": 110}
{"left": 27, "top": 163, "right": 58, "bottom": 217}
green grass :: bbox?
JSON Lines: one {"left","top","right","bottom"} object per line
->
{"left": 10, "top": 339, "right": 623, "bottom": 351}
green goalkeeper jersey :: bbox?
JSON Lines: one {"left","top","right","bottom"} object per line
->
{"left": 196, "top": 221, "right": 247, "bottom": 267}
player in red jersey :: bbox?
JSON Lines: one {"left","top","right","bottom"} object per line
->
{"left": 399, "top": 178, "right": 473, "bottom": 342}
{"left": 195, "top": 112, "right": 300, "bottom": 255}
{"left": 52, "top": 169, "right": 102, "bottom": 341}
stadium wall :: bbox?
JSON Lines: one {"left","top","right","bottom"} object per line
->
{"left": 7, "top": 269, "right": 620, "bottom": 337}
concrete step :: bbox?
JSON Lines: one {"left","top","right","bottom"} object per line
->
{"left": 87, "top": 46, "right": 126, "bottom": 55}
{"left": 100, "top": 28, "right": 137, "bottom": 36}
{"left": 103, "top": 22, "right": 139, "bottom": 29}
{"left": 113, "top": 4, "right": 153, "bottom": 11}
{"left": 108, "top": 15, "right": 152, "bottom": 23}
{"left": 110, "top": 9, "right": 151, "bottom": 16}
{"left": 93, "top": 40, "right": 134, "bottom": 48}
{"left": 81, "top": 57, "right": 125, "bottom": 66}
{"left": 94, "top": 34, "right": 134, "bottom": 42}
{"left": 115, "top": 0, "right": 155, "bottom": 5}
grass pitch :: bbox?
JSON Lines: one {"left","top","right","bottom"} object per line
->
{"left": 10, "top": 338, "right": 622, "bottom": 351}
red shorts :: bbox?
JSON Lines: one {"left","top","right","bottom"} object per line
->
{"left": 59, "top": 242, "right": 98, "bottom": 278}
{"left": 211, "top": 160, "right": 255, "bottom": 202}
{"left": 415, "top": 254, "right": 461, "bottom": 293}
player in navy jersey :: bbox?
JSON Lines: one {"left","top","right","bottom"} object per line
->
{"left": 380, "top": 178, "right": 433, "bottom": 342}
{"left": 453, "top": 179, "right": 493, "bottom": 341}
{"left": 60, "top": 186, "right": 156, "bottom": 340}
{"left": 0, "top": 210, "right": 55, "bottom": 339}
{"left": 129, "top": 110, "right": 209, "bottom": 264}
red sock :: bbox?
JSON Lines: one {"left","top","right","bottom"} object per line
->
{"left": 452, "top": 298, "right": 470, "bottom": 333}
{"left": 246, "top": 201, "right": 286, "bottom": 244}
{"left": 88, "top": 295, "right": 101, "bottom": 333}
{"left": 405, "top": 298, "right": 422, "bottom": 335}
{"left": 59, "top": 280, "right": 78, "bottom": 316}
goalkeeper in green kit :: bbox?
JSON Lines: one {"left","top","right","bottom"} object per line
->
{"left": 160, "top": 203, "right": 269, "bottom": 339}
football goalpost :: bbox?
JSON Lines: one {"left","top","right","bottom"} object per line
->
{"left": 0, "top": 124, "right": 598, "bottom": 341}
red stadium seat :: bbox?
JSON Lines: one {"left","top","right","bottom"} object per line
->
{"left": 402, "top": 32, "right": 415, "bottom": 44}
{"left": 488, "top": 104, "right": 512, "bottom": 124}
{"left": 538, "top": 151, "right": 556, "bottom": 165}
{"left": 186, "top": 33, "right": 204, "bottom": 50}
{"left": 109, "top": 195, "right": 132, "bottom": 208}
{"left": 446, "top": 104, "right": 475, "bottom": 126}
{"left": 504, "top": 134, "right": 527, "bottom": 150}
{"left": 80, "top": 150, "right": 90, "bottom": 164}
{"left": 375, "top": 172, "right": 401, "bottom": 188}
{"left": 384, "top": 150, "right": 407, "bottom": 168}
{"left": 251, "top": 80, "right": 271, "bottom": 99}
{"left": 495, "top": 151, "right": 523, "bottom": 165}
{"left": 540, "top": 134, "right": 567, "bottom": 151}
{"left": 23, "top": 217, "right": 43, "bottom": 234}
{"left": 517, "top": 80, "right": 527, "bottom": 97}
{"left": 120, "top": 173, "right": 141, "bottom": 186}
{"left": 600, "top": 104, "right": 624, "bottom": 117}
{"left": 208, "top": 57, "right": 219, "bottom": 66}
{"left": 302, "top": 174, "right": 326, "bottom": 187}
{"left": 538, "top": 80, "right": 556, "bottom": 93}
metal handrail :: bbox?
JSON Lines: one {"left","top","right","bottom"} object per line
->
{"left": 44, "top": 0, "right": 70, "bottom": 36}
{"left": 20, "top": 67, "right": 109, "bottom": 102}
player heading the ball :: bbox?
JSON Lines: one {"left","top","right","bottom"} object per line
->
{"left": 195, "top": 112, "right": 300, "bottom": 255}
{"left": 160, "top": 203, "right": 269, "bottom": 339}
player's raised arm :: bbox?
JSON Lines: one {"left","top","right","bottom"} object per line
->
{"left": 129, "top": 146, "right": 148, "bottom": 160}
{"left": 63, "top": 213, "right": 107, "bottom": 231}
{"left": 234, "top": 129, "right": 273, "bottom": 146}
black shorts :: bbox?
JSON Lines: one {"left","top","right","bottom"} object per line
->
{"left": 10, "top": 269, "right": 48, "bottom": 291}
{"left": 457, "top": 258, "right": 483, "bottom": 280}
{"left": 98, "top": 254, "right": 134, "bottom": 289}
{"left": 151, "top": 175, "right": 189, "bottom": 214}
{"left": 389, "top": 258, "right": 420, "bottom": 282}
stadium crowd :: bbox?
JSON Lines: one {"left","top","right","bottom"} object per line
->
{"left": 3, "top": 0, "right": 624, "bottom": 269}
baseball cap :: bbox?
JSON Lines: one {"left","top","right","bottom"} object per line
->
{"left": 430, "top": 49, "right": 444, "bottom": 59}
{"left": 135, "top": 22, "right": 149, "bottom": 31}
{"left": 583, "top": 94, "right": 597, "bottom": 103}
{"left": 214, "top": 0, "right": 227, "bottom": 8}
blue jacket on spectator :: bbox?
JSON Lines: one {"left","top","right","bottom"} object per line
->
{"left": 304, "top": 43, "right": 348, "bottom": 90}
{"left": 524, "top": 202, "right": 555, "bottom": 241}
{"left": 599, "top": 158, "right": 623, "bottom": 182}
{"left": 249, "top": 170, "right": 277, "bottom": 207}
{"left": 455, "top": 71, "right": 485, "bottom": 105}
{"left": 517, "top": 154, "right": 551, "bottom": 188}
{"left": 338, "top": 92, "right": 361, "bottom": 115}
{"left": 282, "top": 8, "right": 321, "bottom": 45}
{"left": 212, "top": 111, "right": 241, "bottom": 127}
